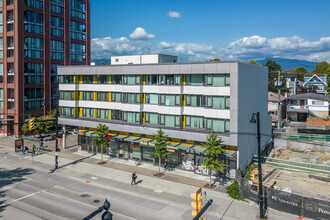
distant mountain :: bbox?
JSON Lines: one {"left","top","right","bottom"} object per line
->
{"left": 256, "top": 57, "right": 318, "bottom": 72}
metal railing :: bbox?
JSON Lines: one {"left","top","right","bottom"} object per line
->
{"left": 274, "top": 132, "right": 330, "bottom": 142}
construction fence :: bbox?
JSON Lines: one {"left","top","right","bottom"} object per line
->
{"left": 274, "top": 132, "right": 330, "bottom": 142}
{"left": 236, "top": 171, "right": 330, "bottom": 220}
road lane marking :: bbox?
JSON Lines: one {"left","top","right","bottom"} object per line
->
{"left": 0, "top": 185, "right": 59, "bottom": 207}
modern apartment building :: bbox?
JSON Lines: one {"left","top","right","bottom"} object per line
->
{"left": 58, "top": 61, "right": 272, "bottom": 177}
{"left": 0, "top": 0, "right": 90, "bottom": 136}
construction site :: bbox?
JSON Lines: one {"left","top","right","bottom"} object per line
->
{"left": 257, "top": 132, "right": 330, "bottom": 200}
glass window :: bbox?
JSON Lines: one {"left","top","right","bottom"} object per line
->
{"left": 123, "top": 112, "right": 140, "bottom": 124}
{"left": 185, "top": 74, "right": 191, "bottom": 85}
{"left": 70, "top": 20, "right": 85, "bottom": 40}
{"left": 212, "top": 97, "right": 225, "bottom": 109}
{"left": 0, "top": 12, "right": 2, "bottom": 33}
{"left": 111, "top": 92, "right": 121, "bottom": 102}
{"left": 145, "top": 112, "right": 158, "bottom": 124}
{"left": 60, "top": 91, "right": 74, "bottom": 100}
{"left": 146, "top": 75, "right": 158, "bottom": 85}
{"left": 24, "top": 37, "right": 43, "bottom": 59}
{"left": 71, "top": 43, "right": 86, "bottom": 62}
{"left": 50, "top": 0, "right": 64, "bottom": 14}
{"left": 0, "top": 88, "right": 3, "bottom": 99}
{"left": 213, "top": 74, "right": 225, "bottom": 86}
{"left": 160, "top": 94, "right": 180, "bottom": 106}
{"left": 213, "top": 119, "right": 225, "bottom": 132}
{"left": 225, "top": 74, "right": 230, "bottom": 86}
{"left": 123, "top": 93, "right": 139, "bottom": 104}
{"left": 51, "top": 40, "right": 64, "bottom": 60}
{"left": 97, "top": 109, "right": 108, "bottom": 119}
{"left": 0, "top": 38, "right": 2, "bottom": 59}
{"left": 0, "top": 63, "right": 3, "bottom": 83}
{"left": 160, "top": 115, "right": 180, "bottom": 128}
{"left": 24, "top": 11, "right": 43, "bottom": 34}
{"left": 111, "top": 110, "right": 122, "bottom": 120}
{"left": 83, "top": 92, "right": 93, "bottom": 100}
{"left": 97, "top": 92, "right": 108, "bottom": 101}
{"left": 190, "top": 95, "right": 203, "bottom": 107}
{"left": 51, "top": 16, "right": 64, "bottom": 37}
{"left": 146, "top": 93, "right": 158, "bottom": 104}
{"left": 111, "top": 75, "right": 122, "bottom": 84}
{"left": 24, "top": 0, "right": 43, "bottom": 9}
{"left": 186, "top": 116, "right": 204, "bottom": 129}
{"left": 225, "top": 97, "right": 230, "bottom": 109}
{"left": 191, "top": 74, "right": 204, "bottom": 86}
{"left": 70, "top": 0, "right": 86, "bottom": 19}
{"left": 225, "top": 120, "right": 230, "bottom": 132}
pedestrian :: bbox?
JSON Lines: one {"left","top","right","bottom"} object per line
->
{"left": 164, "top": 158, "right": 168, "bottom": 170}
{"left": 24, "top": 146, "right": 28, "bottom": 154}
{"left": 40, "top": 141, "right": 44, "bottom": 148}
{"left": 131, "top": 171, "right": 137, "bottom": 185}
{"left": 32, "top": 145, "right": 36, "bottom": 157}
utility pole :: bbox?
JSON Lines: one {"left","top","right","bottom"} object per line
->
{"left": 256, "top": 112, "right": 264, "bottom": 219}
{"left": 277, "top": 70, "right": 281, "bottom": 129}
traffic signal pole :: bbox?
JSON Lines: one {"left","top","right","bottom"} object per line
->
{"left": 54, "top": 105, "right": 59, "bottom": 169}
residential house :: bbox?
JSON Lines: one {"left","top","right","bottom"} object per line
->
{"left": 286, "top": 93, "right": 330, "bottom": 122}
{"left": 268, "top": 92, "right": 285, "bottom": 126}
{"left": 303, "top": 74, "right": 328, "bottom": 94}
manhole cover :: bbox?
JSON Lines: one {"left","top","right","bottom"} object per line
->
{"left": 80, "top": 194, "right": 91, "bottom": 198}
{"left": 93, "top": 200, "right": 100, "bottom": 203}
{"left": 154, "top": 189, "right": 162, "bottom": 193}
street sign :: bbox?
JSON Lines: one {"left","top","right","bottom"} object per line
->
{"left": 55, "top": 152, "right": 58, "bottom": 156}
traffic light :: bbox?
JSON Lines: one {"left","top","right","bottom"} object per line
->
{"left": 29, "top": 118, "right": 35, "bottom": 130}
{"left": 57, "top": 138, "right": 61, "bottom": 147}
{"left": 191, "top": 187, "right": 203, "bottom": 219}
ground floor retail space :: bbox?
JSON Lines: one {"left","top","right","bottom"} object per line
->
{"left": 78, "top": 132, "right": 237, "bottom": 178}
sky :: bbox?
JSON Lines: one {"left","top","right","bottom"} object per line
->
{"left": 90, "top": 0, "right": 330, "bottom": 63}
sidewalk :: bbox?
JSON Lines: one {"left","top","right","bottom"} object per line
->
{"left": 0, "top": 136, "right": 303, "bottom": 219}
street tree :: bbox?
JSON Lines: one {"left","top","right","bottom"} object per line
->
{"left": 21, "top": 110, "right": 57, "bottom": 136}
{"left": 202, "top": 131, "right": 226, "bottom": 185}
{"left": 95, "top": 123, "right": 110, "bottom": 164}
{"left": 153, "top": 128, "right": 169, "bottom": 175}
{"left": 249, "top": 59, "right": 261, "bottom": 66}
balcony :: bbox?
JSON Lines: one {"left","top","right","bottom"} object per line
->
{"left": 7, "top": 17, "right": 14, "bottom": 24}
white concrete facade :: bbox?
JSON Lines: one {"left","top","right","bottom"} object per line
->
{"left": 58, "top": 61, "right": 272, "bottom": 169}
{"left": 111, "top": 54, "right": 177, "bottom": 65}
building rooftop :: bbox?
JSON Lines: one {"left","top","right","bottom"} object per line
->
{"left": 268, "top": 91, "right": 285, "bottom": 102}
{"left": 287, "top": 93, "right": 330, "bottom": 101}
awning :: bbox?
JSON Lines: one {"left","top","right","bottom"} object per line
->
{"left": 223, "top": 151, "right": 236, "bottom": 157}
{"left": 176, "top": 144, "right": 191, "bottom": 150}
{"left": 124, "top": 137, "right": 141, "bottom": 143}
{"left": 112, "top": 135, "right": 127, "bottom": 140}
{"left": 141, "top": 138, "right": 152, "bottom": 142}
{"left": 194, "top": 147, "right": 206, "bottom": 153}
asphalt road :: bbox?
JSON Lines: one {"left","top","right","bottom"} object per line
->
{"left": 0, "top": 149, "right": 220, "bottom": 220}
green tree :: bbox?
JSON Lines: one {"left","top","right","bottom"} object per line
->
{"left": 202, "top": 132, "right": 226, "bottom": 185}
{"left": 249, "top": 59, "right": 260, "bottom": 66}
{"left": 311, "top": 61, "right": 330, "bottom": 74}
{"left": 21, "top": 110, "right": 57, "bottom": 136}
{"left": 95, "top": 123, "right": 110, "bottom": 164}
{"left": 263, "top": 60, "right": 287, "bottom": 93}
{"left": 206, "top": 58, "right": 221, "bottom": 62}
{"left": 153, "top": 128, "right": 169, "bottom": 174}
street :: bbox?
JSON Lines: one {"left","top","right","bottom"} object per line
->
{"left": 0, "top": 145, "right": 220, "bottom": 220}
{"left": 0, "top": 137, "right": 301, "bottom": 220}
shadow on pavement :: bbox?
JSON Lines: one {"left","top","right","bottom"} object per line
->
{"left": 0, "top": 168, "right": 35, "bottom": 216}
{"left": 136, "top": 180, "right": 143, "bottom": 185}
{"left": 49, "top": 153, "right": 96, "bottom": 173}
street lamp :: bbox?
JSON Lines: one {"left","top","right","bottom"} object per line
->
{"left": 250, "top": 112, "right": 264, "bottom": 219}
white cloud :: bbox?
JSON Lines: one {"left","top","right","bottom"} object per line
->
{"left": 167, "top": 11, "right": 182, "bottom": 18}
{"left": 91, "top": 35, "right": 330, "bottom": 63}
{"left": 129, "top": 27, "right": 155, "bottom": 40}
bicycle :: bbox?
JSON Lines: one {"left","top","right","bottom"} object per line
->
{"left": 135, "top": 159, "right": 143, "bottom": 166}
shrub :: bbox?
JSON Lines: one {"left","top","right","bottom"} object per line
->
{"left": 226, "top": 180, "right": 245, "bottom": 201}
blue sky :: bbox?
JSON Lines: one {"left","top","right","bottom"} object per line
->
{"left": 90, "top": 0, "right": 330, "bottom": 62}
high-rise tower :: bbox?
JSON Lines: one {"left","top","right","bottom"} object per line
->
{"left": 0, "top": 0, "right": 90, "bottom": 136}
